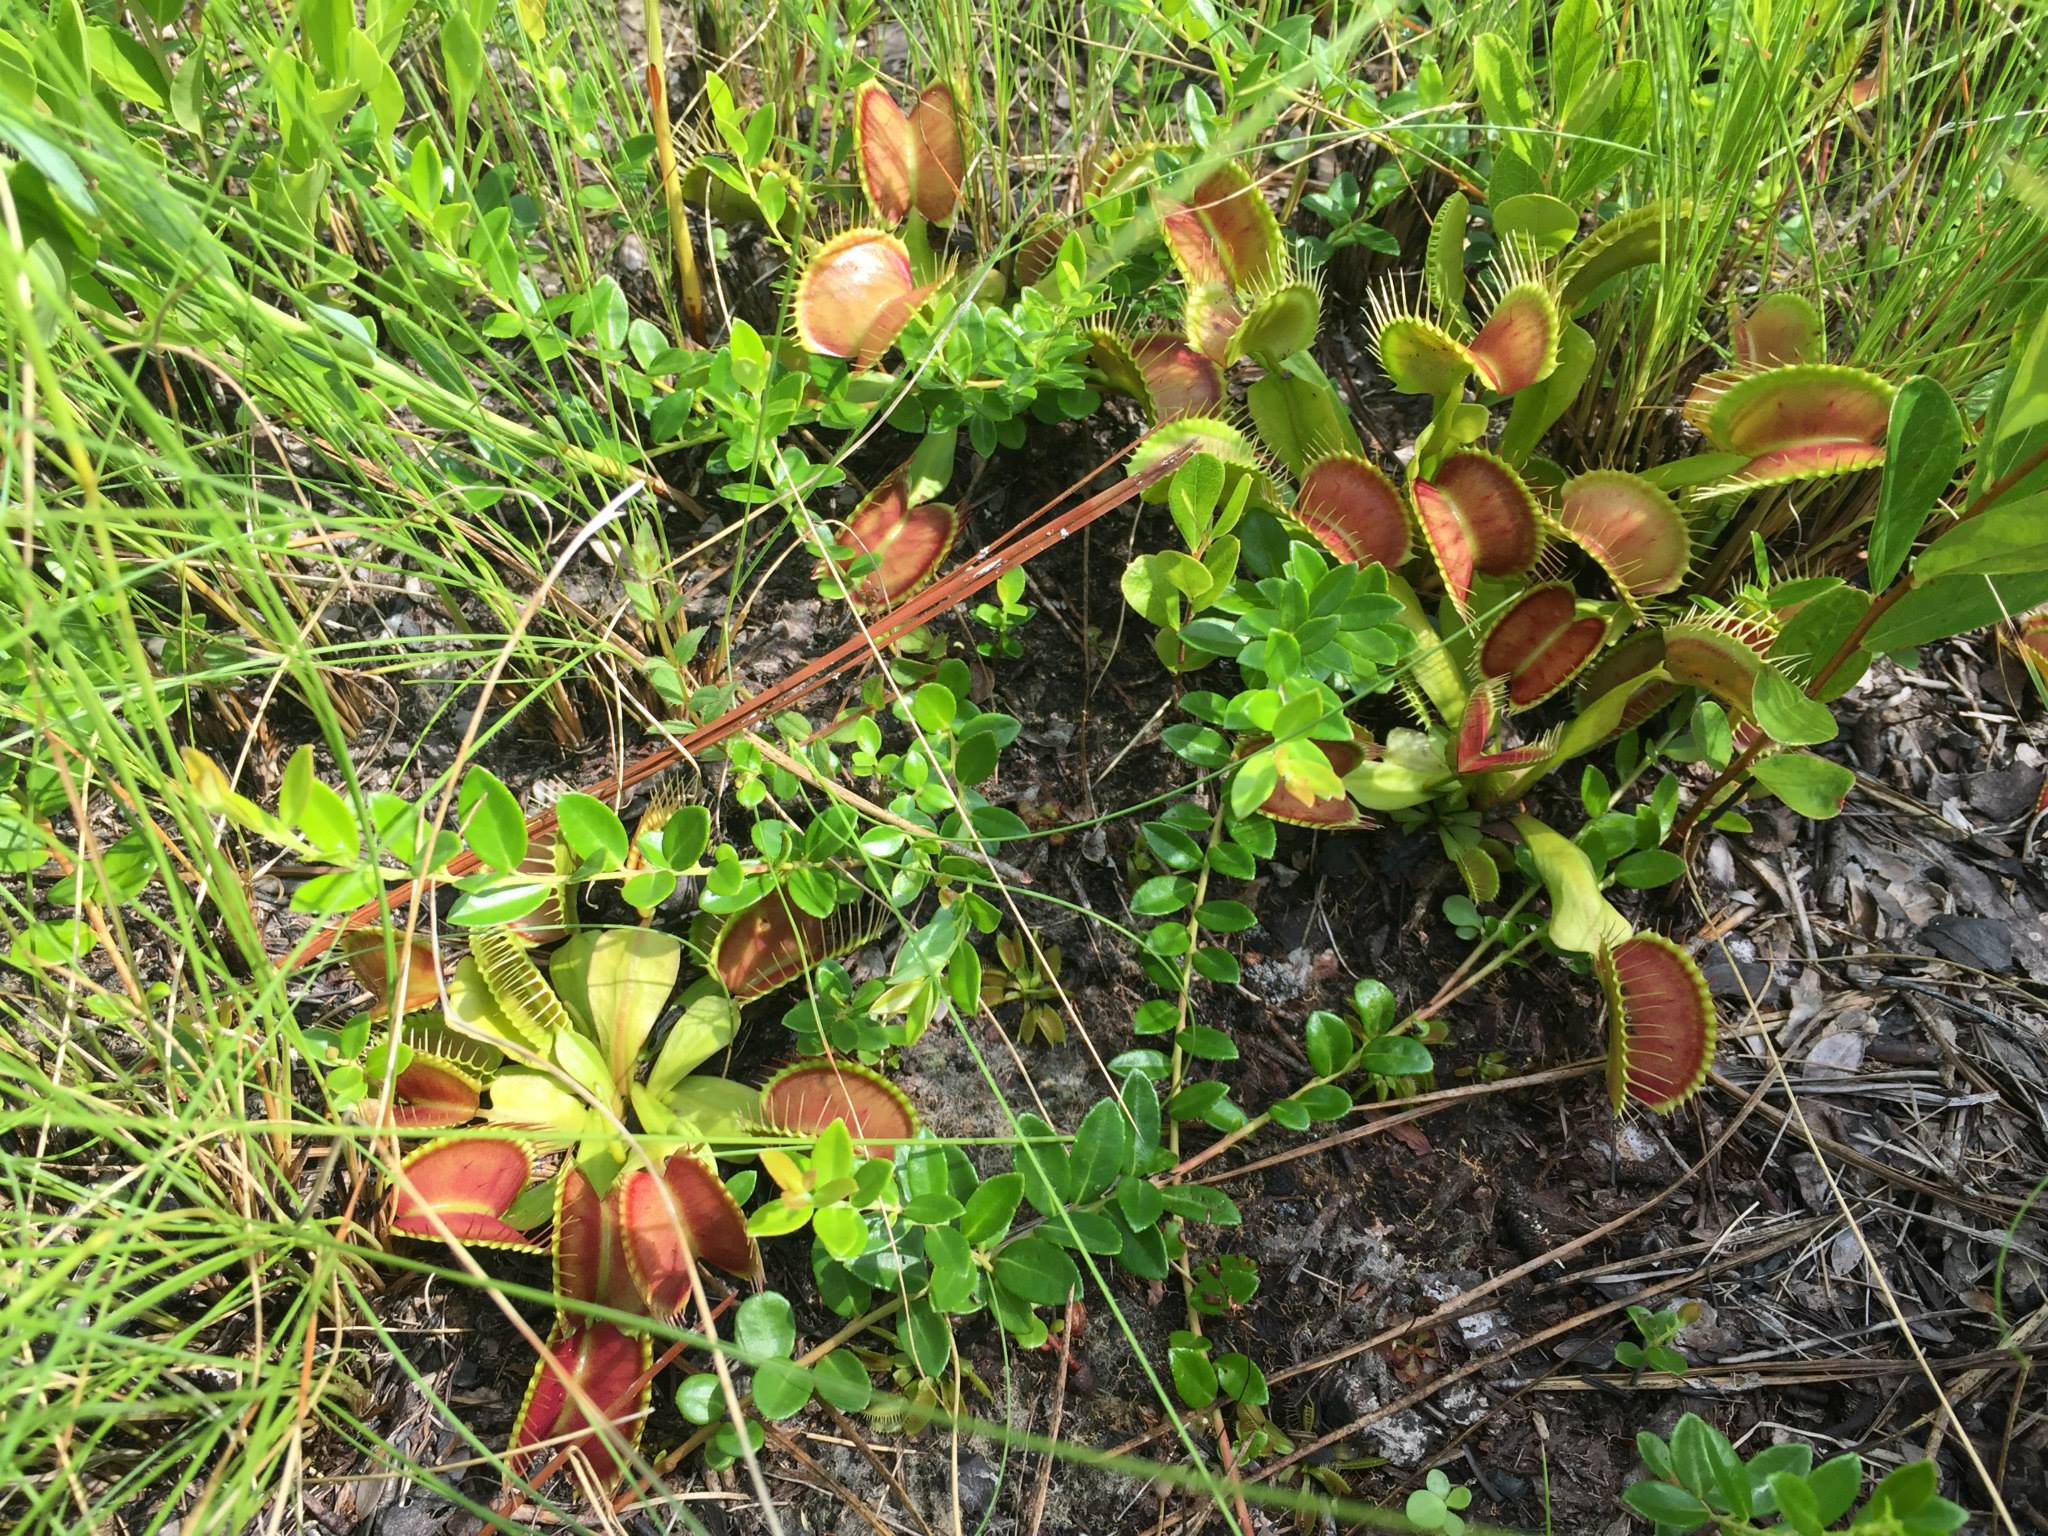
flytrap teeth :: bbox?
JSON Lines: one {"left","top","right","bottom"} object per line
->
{"left": 1092, "top": 315, "right": 1227, "bottom": 421}
{"left": 756, "top": 1058, "right": 920, "bottom": 1158}
{"left": 1291, "top": 455, "right": 1412, "bottom": 569}
{"left": 554, "top": 1164, "right": 645, "bottom": 1318}
{"left": 815, "top": 472, "right": 961, "bottom": 612}
{"left": 1184, "top": 283, "right": 1247, "bottom": 365}
{"left": 2002, "top": 607, "right": 2048, "bottom": 683}
{"left": 1731, "top": 292, "right": 1826, "bottom": 369}
{"left": 1226, "top": 254, "right": 1325, "bottom": 365}
{"left": 852, "top": 79, "right": 967, "bottom": 225}
{"left": 1410, "top": 449, "right": 1544, "bottom": 611}
{"left": 1681, "top": 368, "right": 1746, "bottom": 434}
{"left": 1367, "top": 277, "right": 1476, "bottom": 398}
{"left": 792, "top": 227, "right": 939, "bottom": 367}
{"left": 386, "top": 1136, "right": 539, "bottom": 1250}
{"left": 1362, "top": 273, "right": 1457, "bottom": 340}
{"left": 1155, "top": 161, "right": 1285, "bottom": 293}
{"left": 472, "top": 929, "right": 574, "bottom": 1052}
{"left": 1557, "top": 200, "right": 1686, "bottom": 313}
{"left": 1454, "top": 682, "right": 1560, "bottom": 774}
{"left": 1599, "top": 933, "right": 1718, "bottom": 1114}
{"left": 1477, "top": 582, "right": 1608, "bottom": 711}
{"left": 1554, "top": 470, "right": 1694, "bottom": 609}
{"left": 1660, "top": 610, "right": 1779, "bottom": 713}
{"left": 1128, "top": 334, "right": 1227, "bottom": 420}
{"left": 1467, "top": 248, "right": 1562, "bottom": 396}
{"left": 1692, "top": 363, "right": 1893, "bottom": 494}
{"left": 383, "top": 1044, "right": 487, "bottom": 1129}
{"left": 1083, "top": 137, "right": 1183, "bottom": 205}
{"left": 620, "top": 1151, "right": 761, "bottom": 1310}
{"left": 1127, "top": 414, "right": 1289, "bottom": 512}
{"left": 711, "top": 887, "right": 886, "bottom": 1002}
{"left": 1239, "top": 730, "right": 1372, "bottom": 828}
{"left": 507, "top": 1323, "right": 653, "bottom": 1487}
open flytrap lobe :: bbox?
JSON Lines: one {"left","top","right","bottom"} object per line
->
{"left": 1679, "top": 294, "right": 1895, "bottom": 495}
{"left": 1553, "top": 470, "right": 1695, "bottom": 612}
{"left": 792, "top": 227, "right": 940, "bottom": 369}
{"left": 385, "top": 1137, "right": 538, "bottom": 1249}
{"left": 852, "top": 78, "right": 966, "bottom": 226}
{"left": 618, "top": 1152, "right": 763, "bottom": 1309}
{"left": 1087, "top": 326, "right": 1226, "bottom": 423}
{"left": 1290, "top": 455, "right": 1412, "bottom": 570}
{"left": 1410, "top": 449, "right": 1545, "bottom": 611}
{"left": 1152, "top": 159, "right": 1323, "bottom": 368}
{"left": 371, "top": 1019, "right": 501, "bottom": 1129}
{"left": 508, "top": 1323, "right": 653, "bottom": 1486}
{"left": 813, "top": 472, "right": 963, "bottom": 613}
{"left": 756, "top": 1058, "right": 921, "bottom": 1158}
{"left": 1477, "top": 583, "right": 1608, "bottom": 710}
{"left": 711, "top": 886, "right": 888, "bottom": 1003}
{"left": 1236, "top": 730, "right": 1373, "bottom": 830}
{"left": 1597, "top": 933, "right": 1718, "bottom": 1113}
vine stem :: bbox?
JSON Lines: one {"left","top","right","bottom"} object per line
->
{"left": 1668, "top": 434, "right": 2048, "bottom": 850}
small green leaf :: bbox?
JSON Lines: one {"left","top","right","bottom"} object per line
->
{"left": 1621, "top": 1481, "right": 1711, "bottom": 1528}
{"left": 1352, "top": 978, "right": 1396, "bottom": 1032}
{"left": 1131, "top": 875, "right": 1195, "bottom": 916}
{"left": 1157, "top": 1184, "right": 1241, "bottom": 1225}
{"left": 902, "top": 1295, "right": 953, "bottom": 1376}
{"left": 1304, "top": 1011, "right": 1352, "bottom": 1077}
{"left": 457, "top": 767, "right": 526, "bottom": 872}
{"left": 1751, "top": 666, "right": 1838, "bottom": 746}
{"left": 960, "top": 1172, "right": 1024, "bottom": 1246}
{"left": 555, "top": 792, "right": 629, "bottom": 868}
{"left": 1169, "top": 1338, "right": 1218, "bottom": 1409}
{"left": 750, "top": 1358, "right": 811, "bottom": 1419}
{"left": 661, "top": 804, "right": 712, "bottom": 868}
{"left": 911, "top": 682, "right": 957, "bottom": 731}
{"left": 1868, "top": 377, "right": 1964, "bottom": 590}
{"left": 1752, "top": 752, "right": 1854, "bottom": 819}
{"left": 1806, "top": 1454, "right": 1863, "bottom": 1525}
{"left": 675, "top": 1372, "right": 722, "bottom": 1424}
{"left": 812, "top": 1203, "right": 868, "bottom": 1260}
{"left": 444, "top": 876, "right": 551, "bottom": 926}
{"left": 1069, "top": 1098, "right": 1131, "bottom": 1201}
{"left": 992, "top": 1236, "right": 1080, "bottom": 1306}
{"left": 810, "top": 1351, "right": 873, "bottom": 1411}
{"left": 1357, "top": 1036, "right": 1432, "bottom": 1077}
{"left": 1012, "top": 1114, "right": 1073, "bottom": 1215}
{"left": 1614, "top": 849, "right": 1685, "bottom": 889}
{"left": 1193, "top": 899, "right": 1256, "bottom": 933}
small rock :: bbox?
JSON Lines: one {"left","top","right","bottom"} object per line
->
{"left": 1802, "top": 1031, "right": 1866, "bottom": 1080}
{"left": 360, "top": 1503, "right": 448, "bottom": 1536}
{"left": 1919, "top": 914, "right": 2013, "bottom": 973}
{"left": 1454, "top": 1308, "right": 1514, "bottom": 1349}
{"left": 1966, "top": 766, "right": 2042, "bottom": 822}
{"left": 1701, "top": 954, "right": 1774, "bottom": 1002}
